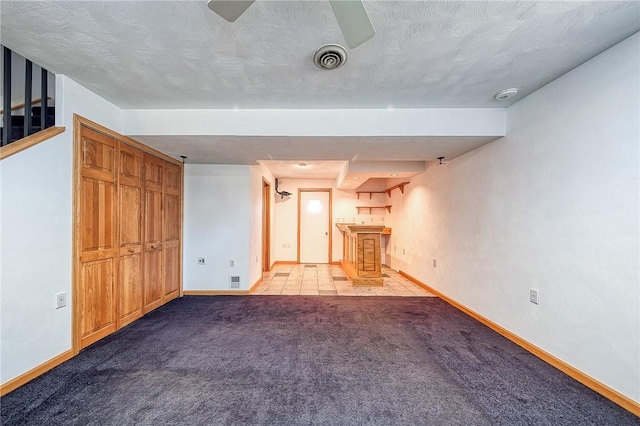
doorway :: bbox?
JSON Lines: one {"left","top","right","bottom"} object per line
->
{"left": 262, "top": 178, "right": 271, "bottom": 272}
{"left": 298, "top": 189, "right": 332, "bottom": 264}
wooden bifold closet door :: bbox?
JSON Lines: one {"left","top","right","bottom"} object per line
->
{"left": 75, "top": 116, "right": 182, "bottom": 351}
{"left": 142, "top": 153, "right": 164, "bottom": 312}
{"left": 117, "top": 143, "right": 144, "bottom": 328}
{"left": 163, "top": 162, "right": 181, "bottom": 302}
{"left": 77, "top": 127, "right": 118, "bottom": 348}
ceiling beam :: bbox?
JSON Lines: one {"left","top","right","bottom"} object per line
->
{"left": 122, "top": 108, "right": 506, "bottom": 138}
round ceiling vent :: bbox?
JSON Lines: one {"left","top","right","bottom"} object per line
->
{"left": 313, "top": 44, "right": 348, "bottom": 70}
{"left": 495, "top": 88, "right": 519, "bottom": 100}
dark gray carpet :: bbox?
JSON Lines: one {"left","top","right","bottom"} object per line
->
{"left": 1, "top": 296, "right": 637, "bottom": 425}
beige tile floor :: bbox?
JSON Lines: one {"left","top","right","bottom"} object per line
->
{"left": 253, "top": 264, "right": 436, "bottom": 297}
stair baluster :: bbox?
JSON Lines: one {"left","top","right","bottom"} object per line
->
{"left": 24, "top": 59, "right": 33, "bottom": 138}
{"left": 2, "top": 46, "right": 11, "bottom": 147}
{"left": 40, "top": 67, "right": 47, "bottom": 131}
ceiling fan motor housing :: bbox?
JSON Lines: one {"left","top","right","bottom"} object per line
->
{"left": 313, "top": 44, "right": 348, "bottom": 70}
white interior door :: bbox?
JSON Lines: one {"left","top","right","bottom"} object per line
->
{"left": 299, "top": 191, "right": 330, "bottom": 263}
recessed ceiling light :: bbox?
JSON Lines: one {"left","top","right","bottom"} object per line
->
{"left": 495, "top": 88, "right": 518, "bottom": 100}
{"left": 390, "top": 173, "right": 399, "bottom": 177}
{"left": 353, "top": 177, "right": 360, "bottom": 180}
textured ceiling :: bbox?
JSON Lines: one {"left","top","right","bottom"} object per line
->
{"left": 1, "top": 1, "right": 638, "bottom": 109}
{"left": 1, "top": 1, "right": 638, "bottom": 182}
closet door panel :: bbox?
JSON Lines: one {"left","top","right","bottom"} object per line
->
{"left": 165, "top": 163, "right": 180, "bottom": 193}
{"left": 81, "top": 127, "right": 116, "bottom": 181}
{"left": 118, "top": 143, "right": 144, "bottom": 327}
{"left": 143, "top": 154, "right": 164, "bottom": 312}
{"left": 164, "top": 192, "right": 180, "bottom": 241}
{"left": 145, "top": 189, "right": 163, "bottom": 244}
{"left": 163, "top": 162, "right": 181, "bottom": 301}
{"left": 78, "top": 126, "right": 117, "bottom": 349}
{"left": 80, "top": 178, "right": 115, "bottom": 251}
{"left": 144, "top": 249, "right": 163, "bottom": 310}
{"left": 144, "top": 156, "right": 163, "bottom": 191}
{"left": 119, "top": 185, "right": 142, "bottom": 246}
{"left": 79, "top": 258, "right": 116, "bottom": 347}
{"left": 119, "top": 251, "right": 142, "bottom": 323}
{"left": 164, "top": 243, "right": 180, "bottom": 299}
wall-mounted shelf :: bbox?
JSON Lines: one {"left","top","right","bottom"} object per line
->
{"left": 355, "top": 182, "right": 410, "bottom": 199}
{"left": 355, "top": 191, "right": 385, "bottom": 200}
{"left": 385, "top": 182, "right": 410, "bottom": 196}
{"left": 356, "top": 205, "right": 392, "bottom": 214}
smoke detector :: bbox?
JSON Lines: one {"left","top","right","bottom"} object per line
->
{"left": 313, "top": 44, "right": 348, "bottom": 70}
{"left": 495, "top": 88, "right": 518, "bottom": 100}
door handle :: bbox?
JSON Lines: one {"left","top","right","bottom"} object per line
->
{"left": 325, "top": 232, "right": 328, "bottom": 236}
{"left": 128, "top": 248, "right": 134, "bottom": 253}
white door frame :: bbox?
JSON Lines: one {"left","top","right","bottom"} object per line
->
{"left": 262, "top": 178, "right": 271, "bottom": 272}
{"left": 297, "top": 188, "right": 332, "bottom": 264}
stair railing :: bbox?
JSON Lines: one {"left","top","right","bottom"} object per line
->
{"left": 0, "top": 97, "right": 51, "bottom": 116}
{"left": 1, "top": 46, "right": 55, "bottom": 147}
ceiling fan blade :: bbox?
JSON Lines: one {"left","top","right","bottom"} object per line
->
{"left": 329, "top": 0, "right": 376, "bottom": 49}
{"left": 207, "top": 0, "right": 255, "bottom": 22}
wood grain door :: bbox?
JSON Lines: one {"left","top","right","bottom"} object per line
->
{"left": 77, "top": 126, "right": 117, "bottom": 348}
{"left": 117, "top": 143, "right": 144, "bottom": 327}
{"left": 143, "top": 154, "right": 164, "bottom": 312}
{"left": 163, "top": 162, "right": 181, "bottom": 302}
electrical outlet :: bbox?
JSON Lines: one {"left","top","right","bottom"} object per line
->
{"left": 394, "top": 246, "right": 397, "bottom": 252}
{"left": 230, "top": 259, "right": 235, "bottom": 267}
{"left": 433, "top": 259, "right": 437, "bottom": 267}
{"left": 198, "top": 257, "right": 205, "bottom": 265}
{"left": 402, "top": 248, "right": 405, "bottom": 255}
{"left": 530, "top": 289, "right": 539, "bottom": 305}
{"left": 56, "top": 292, "right": 66, "bottom": 309}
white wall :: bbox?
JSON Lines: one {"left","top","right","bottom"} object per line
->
{"left": 183, "top": 164, "right": 252, "bottom": 291}
{"left": 273, "top": 178, "right": 386, "bottom": 263}
{"left": 0, "top": 132, "right": 71, "bottom": 384}
{"left": 184, "top": 163, "right": 276, "bottom": 291}
{"left": 248, "top": 163, "right": 275, "bottom": 286}
{"left": 56, "top": 75, "right": 122, "bottom": 132}
{"left": 0, "top": 74, "right": 122, "bottom": 385}
{"left": 386, "top": 33, "right": 639, "bottom": 402}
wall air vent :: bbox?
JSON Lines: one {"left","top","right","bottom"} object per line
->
{"left": 229, "top": 275, "right": 241, "bottom": 289}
